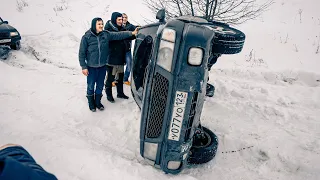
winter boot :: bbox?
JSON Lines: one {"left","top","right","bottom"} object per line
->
{"left": 95, "top": 94, "right": 104, "bottom": 110}
{"left": 123, "top": 81, "right": 131, "bottom": 86}
{"left": 206, "top": 83, "right": 215, "bottom": 97}
{"left": 116, "top": 81, "right": 129, "bottom": 99}
{"left": 105, "top": 87, "right": 115, "bottom": 103}
{"left": 117, "top": 93, "right": 129, "bottom": 99}
{"left": 86, "top": 95, "right": 96, "bottom": 112}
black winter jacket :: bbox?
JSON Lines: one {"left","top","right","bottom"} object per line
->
{"left": 104, "top": 20, "right": 135, "bottom": 66}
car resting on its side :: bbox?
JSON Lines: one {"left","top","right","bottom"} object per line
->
{"left": 131, "top": 9, "right": 245, "bottom": 174}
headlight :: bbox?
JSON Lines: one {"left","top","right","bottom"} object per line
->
{"left": 143, "top": 142, "right": 158, "bottom": 161}
{"left": 157, "top": 28, "right": 176, "bottom": 72}
{"left": 157, "top": 40, "right": 174, "bottom": 72}
{"left": 161, "top": 28, "right": 176, "bottom": 42}
{"left": 10, "top": 32, "right": 19, "bottom": 36}
{"left": 167, "top": 161, "right": 181, "bottom": 170}
{"left": 188, "top": 48, "right": 203, "bottom": 66}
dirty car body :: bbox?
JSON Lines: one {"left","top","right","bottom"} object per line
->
{"left": 131, "top": 15, "right": 216, "bottom": 174}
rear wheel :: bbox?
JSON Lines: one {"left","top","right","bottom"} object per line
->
{"left": 188, "top": 126, "right": 219, "bottom": 164}
{"left": 207, "top": 21, "right": 245, "bottom": 55}
{"left": 10, "top": 41, "right": 21, "bottom": 50}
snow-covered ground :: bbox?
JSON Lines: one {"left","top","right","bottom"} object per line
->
{"left": 0, "top": 0, "right": 319, "bottom": 179}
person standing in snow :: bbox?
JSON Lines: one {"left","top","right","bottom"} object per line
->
{"left": 79, "top": 17, "right": 139, "bottom": 112}
{"left": 104, "top": 12, "right": 136, "bottom": 103}
{"left": 122, "top": 13, "right": 136, "bottom": 85}
{"left": 0, "top": 144, "right": 57, "bottom": 179}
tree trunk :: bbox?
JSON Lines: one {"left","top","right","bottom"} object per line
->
{"left": 188, "top": 0, "right": 195, "bottom": 16}
{"left": 205, "top": 0, "right": 210, "bottom": 19}
{"left": 175, "top": 0, "right": 183, "bottom": 16}
{"left": 210, "top": 0, "right": 218, "bottom": 20}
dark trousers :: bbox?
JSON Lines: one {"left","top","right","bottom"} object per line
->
{"left": 124, "top": 51, "right": 132, "bottom": 82}
{"left": 87, "top": 65, "right": 107, "bottom": 95}
{"left": 105, "top": 65, "right": 124, "bottom": 96}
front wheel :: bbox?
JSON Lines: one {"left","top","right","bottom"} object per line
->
{"left": 10, "top": 41, "right": 21, "bottom": 50}
{"left": 188, "top": 126, "right": 219, "bottom": 164}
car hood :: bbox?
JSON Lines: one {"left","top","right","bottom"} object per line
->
{"left": 0, "top": 23, "right": 17, "bottom": 32}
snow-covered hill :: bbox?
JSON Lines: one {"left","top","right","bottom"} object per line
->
{"left": 0, "top": 0, "right": 319, "bottom": 179}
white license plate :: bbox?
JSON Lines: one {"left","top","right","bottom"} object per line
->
{"left": 0, "top": 39, "right": 11, "bottom": 43}
{"left": 168, "top": 91, "right": 188, "bottom": 141}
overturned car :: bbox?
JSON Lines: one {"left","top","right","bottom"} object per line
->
{"left": 131, "top": 10, "right": 245, "bottom": 174}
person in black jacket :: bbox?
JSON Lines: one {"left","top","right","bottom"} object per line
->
{"left": 122, "top": 13, "right": 136, "bottom": 85}
{"left": 0, "top": 144, "right": 57, "bottom": 180}
{"left": 79, "top": 17, "right": 138, "bottom": 111}
{"left": 104, "top": 12, "right": 135, "bottom": 103}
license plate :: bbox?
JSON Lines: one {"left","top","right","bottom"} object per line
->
{"left": 0, "top": 39, "right": 11, "bottom": 43}
{"left": 168, "top": 91, "right": 188, "bottom": 141}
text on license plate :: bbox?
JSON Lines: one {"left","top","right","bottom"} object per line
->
{"left": 0, "top": 39, "right": 11, "bottom": 43}
{"left": 168, "top": 91, "right": 188, "bottom": 141}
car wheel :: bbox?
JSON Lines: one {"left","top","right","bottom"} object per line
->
{"left": 188, "top": 126, "right": 219, "bottom": 164}
{"left": 208, "top": 22, "right": 245, "bottom": 55}
{"left": 0, "top": 46, "right": 10, "bottom": 60}
{"left": 10, "top": 41, "right": 21, "bottom": 50}
{"left": 132, "top": 36, "right": 153, "bottom": 90}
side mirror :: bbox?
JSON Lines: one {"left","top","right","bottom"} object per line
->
{"left": 156, "top": 9, "right": 165, "bottom": 23}
{"left": 3, "top": 21, "right": 8, "bottom": 24}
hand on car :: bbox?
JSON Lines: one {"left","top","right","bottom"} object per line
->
{"left": 132, "top": 27, "right": 139, "bottom": 36}
{"left": 82, "top": 69, "right": 89, "bottom": 76}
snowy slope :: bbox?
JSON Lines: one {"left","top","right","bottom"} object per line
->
{"left": 0, "top": 0, "right": 320, "bottom": 180}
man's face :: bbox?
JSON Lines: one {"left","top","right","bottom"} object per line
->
{"left": 96, "top": 20, "right": 104, "bottom": 33}
{"left": 116, "top": 17, "right": 123, "bottom": 27}
{"left": 122, "top": 14, "right": 128, "bottom": 24}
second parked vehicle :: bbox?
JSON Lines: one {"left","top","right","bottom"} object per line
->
{"left": 0, "top": 17, "right": 21, "bottom": 50}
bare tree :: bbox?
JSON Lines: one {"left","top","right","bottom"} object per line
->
{"left": 143, "top": 0, "right": 274, "bottom": 24}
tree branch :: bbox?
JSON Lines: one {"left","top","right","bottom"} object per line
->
{"left": 143, "top": 0, "right": 274, "bottom": 24}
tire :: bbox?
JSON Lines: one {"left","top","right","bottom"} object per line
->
{"left": 188, "top": 126, "right": 219, "bottom": 164}
{"left": 208, "top": 21, "right": 245, "bottom": 55}
{"left": 132, "top": 36, "right": 153, "bottom": 90}
{"left": 10, "top": 41, "right": 21, "bottom": 50}
{"left": 0, "top": 46, "right": 10, "bottom": 60}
